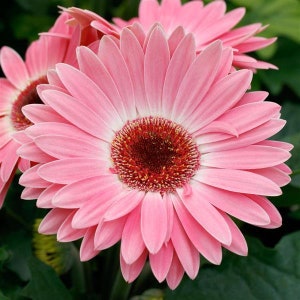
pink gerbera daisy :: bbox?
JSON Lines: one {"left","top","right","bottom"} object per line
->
{"left": 65, "top": 0, "right": 277, "bottom": 70}
{"left": 0, "top": 12, "right": 87, "bottom": 207}
{"left": 18, "top": 24, "right": 291, "bottom": 289}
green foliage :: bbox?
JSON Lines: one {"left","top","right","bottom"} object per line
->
{"left": 0, "top": 0, "right": 299, "bottom": 299}
{"left": 258, "top": 39, "right": 300, "bottom": 97}
{"left": 231, "top": 0, "right": 300, "bottom": 42}
{"left": 165, "top": 232, "right": 300, "bottom": 300}
{"left": 21, "top": 257, "right": 72, "bottom": 300}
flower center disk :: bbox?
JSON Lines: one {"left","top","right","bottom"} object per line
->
{"left": 111, "top": 117, "right": 200, "bottom": 193}
{"left": 11, "top": 76, "right": 47, "bottom": 131}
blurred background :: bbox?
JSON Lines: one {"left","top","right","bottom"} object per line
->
{"left": 0, "top": 1, "right": 300, "bottom": 299}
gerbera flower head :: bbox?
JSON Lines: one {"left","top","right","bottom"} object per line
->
{"left": 18, "top": 23, "right": 292, "bottom": 289}
{"left": 65, "top": 0, "right": 277, "bottom": 71}
{"left": 0, "top": 12, "right": 92, "bottom": 208}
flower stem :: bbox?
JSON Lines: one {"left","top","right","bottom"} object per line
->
{"left": 70, "top": 244, "right": 86, "bottom": 294}
{"left": 109, "top": 269, "right": 131, "bottom": 300}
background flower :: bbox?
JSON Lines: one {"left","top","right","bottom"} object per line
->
{"left": 65, "top": 0, "right": 277, "bottom": 71}
{"left": 0, "top": 13, "right": 75, "bottom": 208}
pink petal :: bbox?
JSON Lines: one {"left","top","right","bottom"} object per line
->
{"left": 46, "top": 69, "right": 65, "bottom": 89}
{"left": 141, "top": 192, "right": 168, "bottom": 254}
{"left": 238, "top": 91, "right": 269, "bottom": 105}
{"left": 121, "top": 206, "right": 145, "bottom": 264}
{"left": 127, "top": 22, "right": 146, "bottom": 46}
{"left": 57, "top": 211, "right": 86, "bottom": 242}
{"left": 178, "top": 184, "right": 232, "bottom": 245}
{"left": 104, "top": 189, "right": 144, "bottom": 221}
{"left": 79, "top": 227, "right": 100, "bottom": 261}
{"left": 186, "top": 69, "right": 252, "bottom": 131}
{"left": 214, "top": 47, "right": 234, "bottom": 81}
{"left": 171, "top": 213, "right": 200, "bottom": 279}
{"left": 19, "top": 164, "right": 50, "bottom": 188}
{"left": 144, "top": 25, "right": 170, "bottom": 115}
{"left": 17, "top": 157, "right": 31, "bottom": 173}
{"left": 149, "top": 242, "right": 174, "bottom": 282}
{"left": 257, "top": 140, "right": 293, "bottom": 152}
{"left": 195, "top": 168, "right": 282, "bottom": 196}
{"left": 172, "top": 40, "right": 222, "bottom": 122}
{"left": 120, "top": 250, "right": 148, "bottom": 283}
{"left": 214, "top": 101, "right": 281, "bottom": 136}
{"left": 0, "top": 140, "right": 19, "bottom": 181}
{"left": 200, "top": 119, "right": 286, "bottom": 153}
{"left": 37, "top": 83, "right": 66, "bottom": 95}
{"left": 248, "top": 195, "right": 282, "bottom": 229}
{"left": 195, "top": 120, "right": 238, "bottom": 137}
{"left": 220, "top": 212, "right": 248, "bottom": 256}
{"left": 138, "top": 0, "right": 160, "bottom": 30}
{"left": 160, "top": 0, "right": 181, "bottom": 28}
{"left": 21, "top": 187, "right": 44, "bottom": 200}
{"left": 25, "top": 122, "right": 90, "bottom": 141}
{"left": 37, "top": 183, "right": 64, "bottom": 208}
{"left": 39, "top": 90, "right": 114, "bottom": 141}
{"left": 162, "top": 33, "right": 195, "bottom": 117}
{"left": 164, "top": 193, "right": 174, "bottom": 243}
{"left": 0, "top": 46, "right": 29, "bottom": 89}
{"left": 17, "top": 141, "right": 54, "bottom": 163}
{"left": 0, "top": 79, "right": 16, "bottom": 113}
{"left": 94, "top": 216, "right": 127, "bottom": 250}
{"left": 38, "top": 158, "right": 108, "bottom": 184}
{"left": 166, "top": 252, "right": 185, "bottom": 290}
{"left": 167, "top": 26, "right": 185, "bottom": 56}
{"left": 55, "top": 62, "right": 123, "bottom": 129}
{"left": 98, "top": 36, "right": 136, "bottom": 119}
{"left": 171, "top": 193, "right": 222, "bottom": 264}
{"left": 76, "top": 46, "right": 127, "bottom": 122}
{"left": 201, "top": 145, "right": 291, "bottom": 169}
{"left": 25, "top": 37, "right": 62, "bottom": 78}
{"left": 237, "top": 37, "right": 277, "bottom": 53}
{"left": 252, "top": 166, "right": 291, "bottom": 187}
{"left": 186, "top": 1, "right": 226, "bottom": 38}
{"left": 221, "top": 23, "right": 263, "bottom": 48}
{"left": 199, "top": 8, "right": 245, "bottom": 44}
{"left": 22, "top": 104, "right": 69, "bottom": 124}
{"left": 12, "top": 131, "right": 32, "bottom": 146}
{"left": 71, "top": 183, "right": 124, "bottom": 228}
{"left": 38, "top": 208, "right": 72, "bottom": 234}
{"left": 193, "top": 184, "right": 270, "bottom": 226}
{"left": 34, "top": 135, "right": 100, "bottom": 159}
{"left": 53, "top": 175, "right": 118, "bottom": 208}
{"left": 120, "top": 28, "right": 147, "bottom": 115}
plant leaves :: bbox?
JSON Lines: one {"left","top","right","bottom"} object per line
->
{"left": 230, "top": 0, "right": 300, "bottom": 43}
{"left": 165, "top": 232, "right": 300, "bottom": 300}
{"left": 21, "top": 257, "right": 72, "bottom": 300}
{"left": 272, "top": 102, "right": 300, "bottom": 188}
{"left": 257, "top": 39, "right": 300, "bottom": 97}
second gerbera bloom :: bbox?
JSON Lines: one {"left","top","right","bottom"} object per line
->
{"left": 18, "top": 24, "right": 291, "bottom": 289}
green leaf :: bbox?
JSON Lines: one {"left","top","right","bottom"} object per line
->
{"left": 0, "top": 291, "right": 10, "bottom": 300}
{"left": 0, "top": 247, "right": 10, "bottom": 268}
{"left": 131, "top": 288, "right": 164, "bottom": 300}
{"left": 272, "top": 102, "right": 300, "bottom": 187}
{"left": 21, "top": 257, "right": 72, "bottom": 300}
{"left": 2, "top": 230, "right": 32, "bottom": 282}
{"left": 165, "top": 232, "right": 300, "bottom": 300}
{"left": 257, "top": 39, "right": 300, "bottom": 97}
{"left": 272, "top": 184, "right": 300, "bottom": 207}
{"left": 230, "top": 0, "right": 300, "bottom": 43}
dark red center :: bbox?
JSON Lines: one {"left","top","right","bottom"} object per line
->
{"left": 11, "top": 76, "right": 47, "bottom": 131}
{"left": 111, "top": 116, "right": 200, "bottom": 193}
